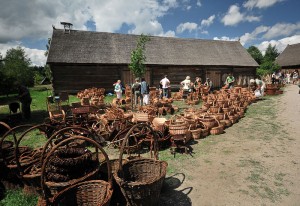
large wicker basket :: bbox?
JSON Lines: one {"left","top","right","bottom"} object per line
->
{"left": 113, "top": 124, "right": 167, "bottom": 206}
{"left": 40, "top": 136, "right": 113, "bottom": 205}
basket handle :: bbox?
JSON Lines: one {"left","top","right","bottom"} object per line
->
{"left": 14, "top": 124, "right": 55, "bottom": 176}
{"left": 0, "top": 124, "right": 34, "bottom": 162}
{"left": 117, "top": 123, "right": 159, "bottom": 176}
{"left": 41, "top": 135, "right": 112, "bottom": 203}
{"left": 41, "top": 126, "right": 96, "bottom": 161}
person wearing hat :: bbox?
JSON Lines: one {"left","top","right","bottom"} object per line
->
{"left": 132, "top": 78, "right": 142, "bottom": 106}
{"left": 181, "top": 76, "right": 191, "bottom": 99}
{"left": 204, "top": 78, "right": 213, "bottom": 93}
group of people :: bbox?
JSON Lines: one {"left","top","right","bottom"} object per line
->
{"left": 271, "top": 70, "right": 299, "bottom": 84}
{"left": 113, "top": 78, "right": 150, "bottom": 106}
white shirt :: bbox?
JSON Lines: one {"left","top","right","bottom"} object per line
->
{"left": 160, "top": 77, "right": 170, "bottom": 89}
{"left": 181, "top": 79, "right": 191, "bottom": 90}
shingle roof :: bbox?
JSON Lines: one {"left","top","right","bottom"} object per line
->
{"left": 275, "top": 43, "right": 300, "bottom": 67}
{"left": 47, "top": 29, "right": 258, "bottom": 67}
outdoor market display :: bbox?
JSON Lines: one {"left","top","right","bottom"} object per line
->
{"left": 0, "top": 83, "right": 285, "bottom": 205}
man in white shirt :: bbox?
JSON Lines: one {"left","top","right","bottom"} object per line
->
{"left": 160, "top": 75, "right": 170, "bottom": 98}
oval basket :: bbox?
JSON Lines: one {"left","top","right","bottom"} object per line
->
{"left": 41, "top": 136, "right": 113, "bottom": 205}
{"left": 113, "top": 123, "right": 168, "bottom": 206}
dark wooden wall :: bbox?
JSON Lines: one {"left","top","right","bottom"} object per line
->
{"left": 50, "top": 63, "right": 256, "bottom": 94}
{"left": 51, "top": 64, "right": 125, "bottom": 94}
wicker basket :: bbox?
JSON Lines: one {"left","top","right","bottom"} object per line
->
{"left": 41, "top": 136, "right": 112, "bottom": 205}
{"left": 51, "top": 180, "right": 112, "bottom": 206}
{"left": 199, "top": 114, "right": 216, "bottom": 129}
{"left": 113, "top": 124, "right": 167, "bottom": 206}
{"left": 210, "top": 118, "right": 224, "bottom": 135}
{"left": 189, "top": 128, "right": 201, "bottom": 139}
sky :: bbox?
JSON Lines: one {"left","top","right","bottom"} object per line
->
{"left": 0, "top": 0, "right": 299, "bottom": 66}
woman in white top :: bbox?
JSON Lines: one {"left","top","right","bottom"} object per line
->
{"left": 181, "top": 76, "right": 191, "bottom": 91}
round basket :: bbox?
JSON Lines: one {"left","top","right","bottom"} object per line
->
{"left": 210, "top": 118, "right": 224, "bottom": 135}
{"left": 113, "top": 124, "right": 167, "bottom": 206}
{"left": 41, "top": 136, "right": 112, "bottom": 205}
{"left": 168, "top": 123, "right": 188, "bottom": 135}
{"left": 51, "top": 180, "right": 112, "bottom": 206}
{"left": 189, "top": 128, "right": 201, "bottom": 139}
{"left": 199, "top": 114, "right": 216, "bottom": 129}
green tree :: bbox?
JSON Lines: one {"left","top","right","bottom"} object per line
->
{"left": 44, "top": 38, "right": 53, "bottom": 83}
{"left": 263, "top": 44, "right": 279, "bottom": 63}
{"left": 247, "top": 46, "right": 263, "bottom": 65}
{"left": 3, "top": 46, "right": 34, "bottom": 88}
{"left": 129, "top": 34, "right": 150, "bottom": 78}
{"left": 257, "top": 61, "right": 280, "bottom": 76}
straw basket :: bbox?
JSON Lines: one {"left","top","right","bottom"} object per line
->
{"left": 152, "top": 117, "right": 167, "bottom": 133}
{"left": 189, "top": 127, "right": 201, "bottom": 139}
{"left": 40, "top": 136, "right": 112, "bottom": 205}
{"left": 199, "top": 114, "right": 216, "bottom": 129}
{"left": 210, "top": 118, "right": 224, "bottom": 135}
{"left": 114, "top": 124, "right": 168, "bottom": 206}
{"left": 133, "top": 112, "right": 151, "bottom": 123}
{"left": 51, "top": 180, "right": 112, "bottom": 206}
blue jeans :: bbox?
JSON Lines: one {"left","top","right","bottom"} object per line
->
{"left": 162, "top": 88, "right": 168, "bottom": 98}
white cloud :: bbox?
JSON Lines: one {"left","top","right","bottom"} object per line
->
{"left": 161, "top": 30, "right": 176, "bottom": 37}
{"left": 186, "top": 5, "right": 192, "bottom": 10}
{"left": 243, "top": 0, "right": 284, "bottom": 10}
{"left": 176, "top": 22, "right": 198, "bottom": 33}
{"left": 263, "top": 22, "right": 300, "bottom": 39}
{"left": 196, "top": 0, "right": 202, "bottom": 7}
{"left": 256, "top": 35, "right": 300, "bottom": 54}
{"left": 221, "top": 5, "right": 260, "bottom": 26}
{"left": 201, "top": 15, "right": 215, "bottom": 27}
{"left": 0, "top": 42, "right": 46, "bottom": 66}
{"left": 201, "top": 30, "right": 209, "bottom": 35}
{"left": 213, "top": 36, "right": 239, "bottom": 41}
{"left": 0, "top": 0, "right": 178, "bottom": 43}
{"left": 239, "top": 25, "right": 270, "bottom": 45}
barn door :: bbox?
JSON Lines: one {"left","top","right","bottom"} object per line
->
{"left": 206, "top": 71, "right": 221, "bottom": 88}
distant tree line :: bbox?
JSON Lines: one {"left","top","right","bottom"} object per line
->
{"left": 247, "top": 44, "right": 280, "bottom": 77}
{"left": 0, "top": 46, "right": 51, "bottom": 96}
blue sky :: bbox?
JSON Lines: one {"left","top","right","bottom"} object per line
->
{"left": 0, "top": 0, "right": 299, "bottom": 66}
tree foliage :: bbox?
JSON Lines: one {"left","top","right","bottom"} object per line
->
{"left": 247, "top": 44, "right": 281, "bottom": 76}
{"left": 247, "top": 46, "right": 263, "bottom": 65}
{"left": 0, "top": 47, "right": 34, "bottom": 95}
{"left": 129, "top": 34, "right": 150, "bottom": 78}
{"left": 263, "top": 44, "right": 279, "bottom": 63}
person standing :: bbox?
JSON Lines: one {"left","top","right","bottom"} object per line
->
{"left": 18, "top": 84, "right": 32, "bottom": 120}
{"left": 204, "top": 78, "right": 213, "bottom": 93}
{"left": 141, "top": 78, "right": 150, "bottom": 105}
{"left": 181, "top": 76, "right": 191, "bottom": 91}
{"left": 255, "top": 77, "right": 266, "bottom": 96}
{"left": 292, "top": 70, "right": 299, "bottom": 84}
{"left": 286, "top": 72, "right": 291, "bottom": 84}
{"left": 113, "top": 80, "right": 122, "bottom": 99}
{"left": 132, "top": 78, "right": 142, "bottom": 106}
{"left": 225, "top": 73, "right": 235, "bottom": 89}
{"left": 160, "top": 75, "right": 170, "bottom": 98}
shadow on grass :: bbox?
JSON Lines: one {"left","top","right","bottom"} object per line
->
{"left": 159, "top": 173, "right": 192, "bottom": 206}
{"left": 0, "top": 110, "right": 47, "bottom": 135}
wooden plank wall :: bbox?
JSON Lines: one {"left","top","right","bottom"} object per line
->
{"left": 51, "top": 64, "right": 123, "bottom": 94}
{"left": 151, "top": 66, "right": 204, "bottom": 90}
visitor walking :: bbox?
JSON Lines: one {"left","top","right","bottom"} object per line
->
{"left": 113, "top": 80, "right": 122, "bottom": 99}
{"left": 132, "top": 78, "right": 142, "bottom": 106}
{"left": 141, "top": 78, "right": 150, "bottom": 105}
{"left": 18, "top": 84, "right": 32, "bottom": 120}
{"left": 160, "top": 75, "right": 170, "bottom": 98}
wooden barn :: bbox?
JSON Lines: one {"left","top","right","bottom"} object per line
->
{"left": 47, "top": 29, "right": 258, "bottom": 94}
{"left": 275, "top": 43, "right": 300, "bottom": 71}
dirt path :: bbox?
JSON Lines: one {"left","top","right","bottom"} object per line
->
{"left": 160, "top": 84, "right": 300, "bottom": 206}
